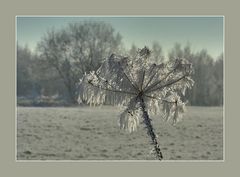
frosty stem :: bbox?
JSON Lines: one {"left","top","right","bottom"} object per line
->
{"left": 138, "top": 95, "right": 163, "bottom": 160}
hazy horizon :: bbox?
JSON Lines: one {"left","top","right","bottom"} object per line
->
{"left": 17, "top": 16, "right": 224, "bottom": 59}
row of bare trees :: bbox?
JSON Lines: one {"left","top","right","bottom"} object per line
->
{"left": 17, "top": 21, "right": 223, "bottom": 106}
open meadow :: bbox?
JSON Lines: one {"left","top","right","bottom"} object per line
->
{"left": 17, "top": 106, "right": 223, "bottom": 161}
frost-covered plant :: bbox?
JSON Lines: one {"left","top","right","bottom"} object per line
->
{"left": 78, "top": 46, "right": 194, "bottom": 160}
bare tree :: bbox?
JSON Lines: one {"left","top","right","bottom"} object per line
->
{"left": 129, "top": 42, "right": 164, "bottom": 63}
{"left": 129, "top": 44, "right": 138, "bottom": 57}
{"left": 168, "top": 43, "right": 184, "bottom": 60}
{"left": 17, "top": 44, "right": 40, "bottom": 97}
{"left": 37, "top": 21, "right": 123, "bottom": 103}
{"left": 151, "top": 41, "right": 164, "bottom": 63}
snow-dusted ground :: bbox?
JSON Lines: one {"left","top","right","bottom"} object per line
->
{"left": 16, "top": 106, "right": 223, "bottom": 160}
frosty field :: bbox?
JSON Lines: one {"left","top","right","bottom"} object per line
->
{"left": 17, "top": 106, "right": 223, "bottom": 161}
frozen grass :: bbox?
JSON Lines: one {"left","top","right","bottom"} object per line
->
{"left": 17, "top": 106, "right": 223, "bottom": 160}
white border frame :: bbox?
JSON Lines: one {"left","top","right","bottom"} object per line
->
{"left": 15, "top": 15, "right": 225, "bottom": 162}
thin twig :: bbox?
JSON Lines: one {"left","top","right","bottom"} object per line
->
{"left": 144, "top": 94, "right": 178, "bottom": 104}
{"left": 95, "top": 72, "right": 119, "bottom": 91}
{"left": 142, "top": 64, "right": 160, "bottom": 91}
{"left": 140, "top": 70, "right": 145, "bottom": 91}
{"left": 144, "top": 66, "right": 177, "bottom": 93}
{"left": 147, "top": 74, "right": 187, "bottom": 93}
{"left": 125, "top": 57, "right": 139, "bottom": 89}
{"left": 118, "top": 63, "right": 139, "bottom": 91}
{"left": 88, "top": 82, "right": 136, "bottom": 95}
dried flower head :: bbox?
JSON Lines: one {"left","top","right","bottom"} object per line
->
{"left": 78, "top": 47, "right": 194, "bottom": 160}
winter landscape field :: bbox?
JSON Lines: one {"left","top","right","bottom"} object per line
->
{"left": 17, "top": 106, "right": 223, "bottom": 161}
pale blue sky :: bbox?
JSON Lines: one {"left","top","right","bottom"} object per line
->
{"left": 17, "top": 16, "right": 224, "bottom": 59}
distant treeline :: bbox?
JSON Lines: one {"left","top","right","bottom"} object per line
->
{"left": 17, "top": 21, "right": 223, "bottom": 106}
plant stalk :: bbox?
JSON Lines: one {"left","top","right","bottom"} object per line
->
{"left": 138, "top": 96, "right": 163, "bottom": 160}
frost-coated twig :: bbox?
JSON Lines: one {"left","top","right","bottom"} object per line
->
{"left": 144, "top": 66, "right": 177, "bottom": 93}
{"left": 88, "top": 81, "right": 136, "bottom": 95}
{"left": 147, "top": 74, "right": 187, "bottom": 93}
{"left": 142, "top": 64, "right": 158, "bottom": 90}
{"left": 138, "top": 96, "right": 163, "bottom": 160}
{"left": 118, "top": 62, "right": 139, "bottom": 91}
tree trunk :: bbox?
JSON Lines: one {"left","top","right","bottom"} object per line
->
{"left": 66, "top": 85, "right": 77, "bottom": 104}
{"left": 139, "top": 96, "right": 163, "bottom": 160}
